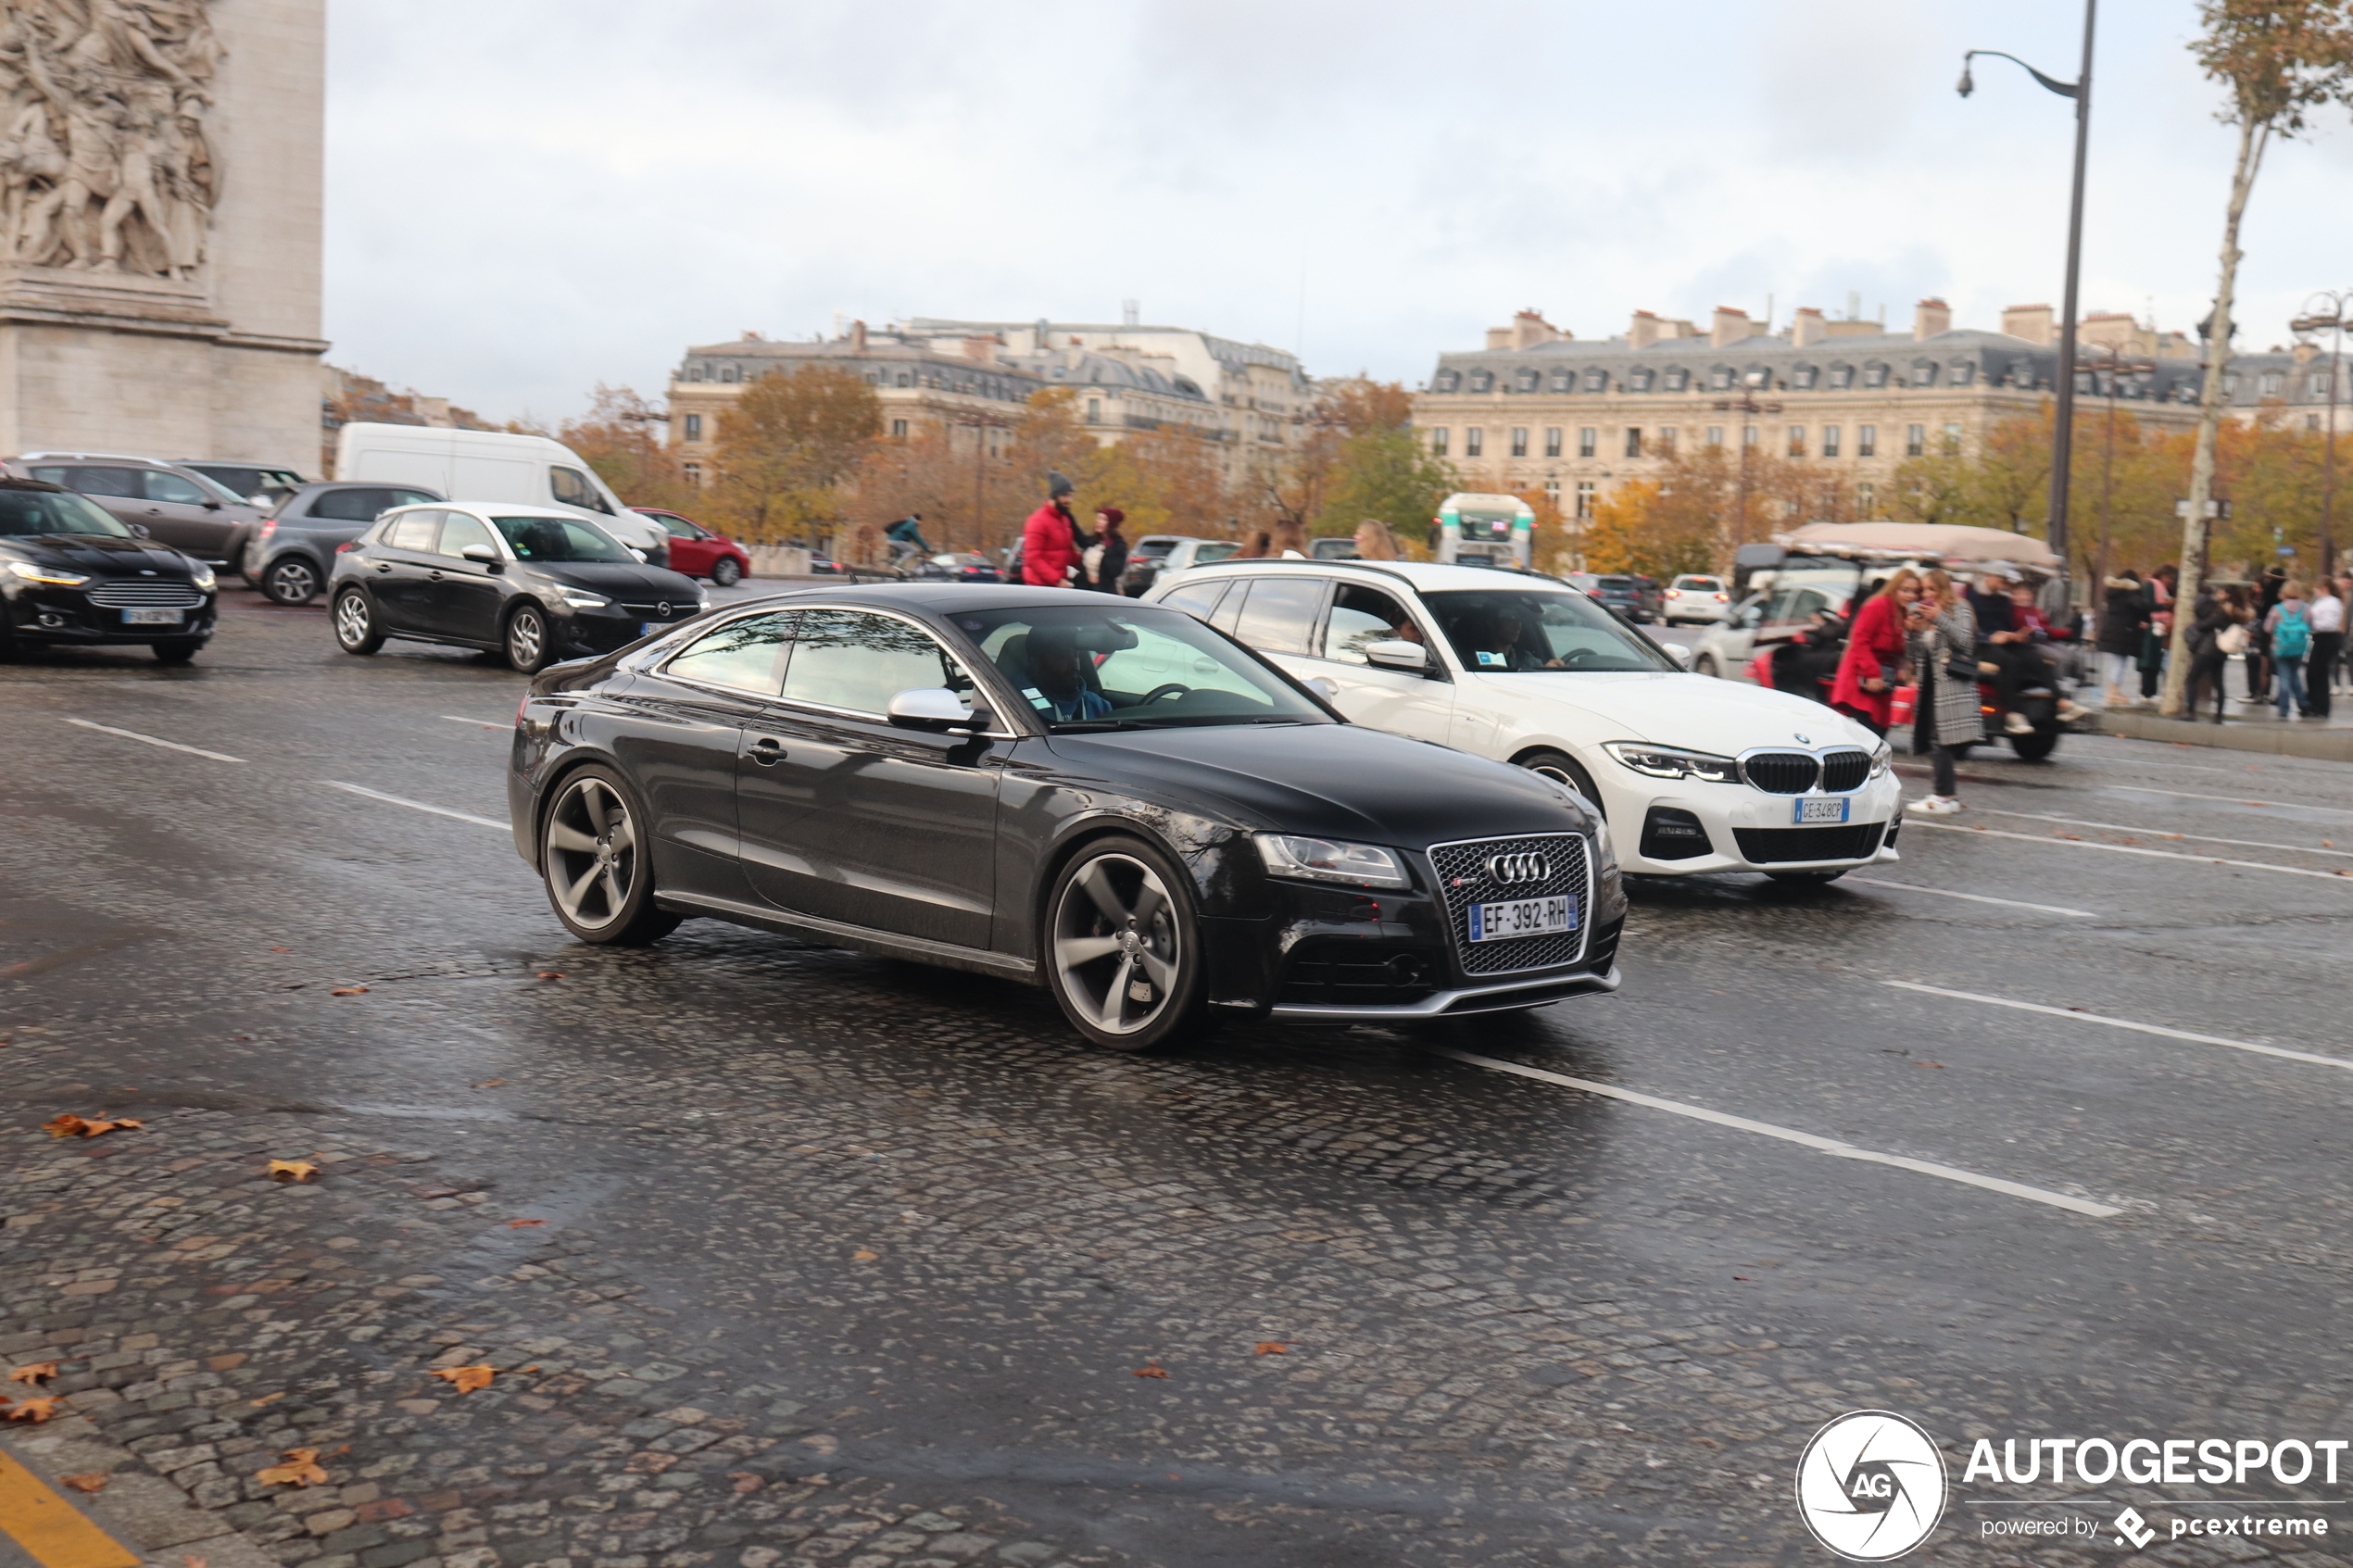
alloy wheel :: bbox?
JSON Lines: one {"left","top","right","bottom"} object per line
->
{"left": 268, "top": 558, "right": 317, "bottom": 605}
{"left": 544, "top": 774, "right": 636, "bottom": 930}
{"left": 333, "top": 592, "right": 371, "bottom": 647}
{"left": 1051, "top": 852, "right": 1181, "bottom": 1038}
{"left": 507, "top": 608, "right": 547, "bottom": 671}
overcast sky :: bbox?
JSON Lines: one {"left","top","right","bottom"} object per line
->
{"left": 323, "top": 0, "right": 2353, "bottom": 426}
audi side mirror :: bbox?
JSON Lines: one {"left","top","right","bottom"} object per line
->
{"left": 887, "top": 687, "right": 975, "bottom": 732}
{"left": 1364, "top": 639, "right": 1428, "bottom": 672}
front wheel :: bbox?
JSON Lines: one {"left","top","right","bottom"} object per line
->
{"left": 1044, "top": 835, "right": 1209, "bottom": 1052}
{"left": 332, "top": 588, "right": 384, "bottom": 654}
{"left": 1693, "top": 654, "right": 1719, "bottom": 679}
{"left": 710, "top": 556, "right": 743, "bottom": 587}
{"left": 505, "top": 604, "right": 551, "bottom": 672}
{"left": 1516, "top": 747, "right": 1603, "bottom": 814}
{"left": 540, "top": 767, "right": 680, "bottom": 946}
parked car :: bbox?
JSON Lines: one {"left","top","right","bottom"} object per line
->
{"left": 1564, "top": 571, "right": 1663, "bottom": 623}
{"left": 1116, "top": 535, "right": 1239, "bottom": 596}
{"left": 631, "top": 508, "right": 751, "bottom": 586}
{"left": 0, "top": 477, "right": 217, "bottom": 662}
{"left": 179, "top": 460, "right": 308, "bottom": 506}
{"left": 333, "top": 423, "right": 670, "bottom": 566}
{"left": 1691, "top": 593, "right": 1769, "bottom": 679}
{"left": 1146, "top": 559, "right": 1898, "bottom": 883}
{"left": 243, "top": 482, "right": 446, "bottom": 605}
{"left": 328, "top": 502, "right": 705, "bottom": 672}
{"left": 912, "top": 551, "right": 1003, "bottom": 584}
{"left": 1662, "top": 573, "right": 1732, "bottom": 625}
{"left": 1309, "top": 536, "right": 1361, "bottom": 560}
{"left": 509, "top": 583, "right": 1624, "bottom": 1050}
{"left": 6, "top": 453, "right": 269, "bottom": 572}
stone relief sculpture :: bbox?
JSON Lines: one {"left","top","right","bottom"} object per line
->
{"left": 0, "top": 0, "right": 220, "bottom": 278}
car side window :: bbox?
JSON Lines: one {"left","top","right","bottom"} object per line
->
{"left": 1231, "top": 576, "right": 1326, "bottom": 656}
{"left": 314, "top": 486, "right": 425, "bottom": 523}
{"left": 1158, "top": 580, "right": 1229, "bottom": 621}
{"left": 436, "top": 513, "right": 497, "bottom": 559}
{"left": 385, "top": 510, "right": 443, "bottom": 552}
{"left": 1322, "top": 584, "right": 1416, "bottom": 664}
{"left": 781, "top": 608, "right": 972, "bottom": 716}
{"left": 549, "top": 466, "right": 614, "bottom": 515}
{"left": 65, "top": 466, "right": 145, "bottom": 498}
{"left": 144, "top": 471, "right": 208, "bottom": 505}
{"left": 659, "top": 516, "right": 707, "bottom": 539}
{"left": 665, "top": 611, "right": 796, "bottom": 696}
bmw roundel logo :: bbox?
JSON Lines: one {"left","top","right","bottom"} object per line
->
{"left": 1483, "top": 851, "right": 1551, "bottom": 884}
{"left": 1795, "top": 732, "right": 1812, "bottom": 744}
{"left": 1794, "top": 1411, "right": 1947, "bottom": 1560}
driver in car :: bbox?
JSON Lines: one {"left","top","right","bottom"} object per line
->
{"left": 1022, "top": 626, "right": 1115, "bottom": 722}
{"left": 1463, "top": 609, "right": 1558, "bottom": 671}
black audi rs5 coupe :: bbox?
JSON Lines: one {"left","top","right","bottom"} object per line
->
{"left": 509, "top": 583, "right": 1625, "bottom": 1050}
{"left": 0, "top": 477, "right": 219, "bottom": 661}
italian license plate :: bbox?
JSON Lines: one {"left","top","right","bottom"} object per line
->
{"left": 1795, "top": 797, "right": 1853, "bottom": 824}
{"left": 123, "top": 607, "right": 182, "bottom": 624}
{"left": 1467, "top": 895, "right": 1577, "bottom": 943}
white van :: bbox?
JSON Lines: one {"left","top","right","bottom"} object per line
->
{"left": 332, "top": 425, "right": 668, "bottom": 561}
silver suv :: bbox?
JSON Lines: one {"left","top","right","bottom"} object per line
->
{"left": 4, "top": 453, "right": 270, "bottom": 571}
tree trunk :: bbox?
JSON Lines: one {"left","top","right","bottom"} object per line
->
{"left": 2162, "top": 115, "right": 2268, "bottom": 717}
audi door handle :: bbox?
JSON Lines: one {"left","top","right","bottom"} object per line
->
{"left": 748, "top": 737, "right": 786, "bottom": 765}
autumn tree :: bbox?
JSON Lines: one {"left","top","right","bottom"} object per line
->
{"left": 559, "top": 385, "right": 695, "bottom": 513}
{"left": 1579, "top": 476, "right": 1721, "bottom": 580}
{"left": 705, "top": 366, "right": 882, "bottom": 544}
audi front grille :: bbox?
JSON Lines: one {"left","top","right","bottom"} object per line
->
{"left": 1425, "top": 833, "right": 1592, "bottom": 977}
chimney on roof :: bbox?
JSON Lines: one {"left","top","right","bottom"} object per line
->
{"left": 1913, "top": 298, "right": 1952, "bottom": 341}
{"left": 1710, "top": 307, "right": 1753, "bottom": 348}
{"left": 851, "top": 320, "right": 868, "bottom": 351}
{"left": 1484, "top": 326, "right": 1513, "bottom": 350}
{"left": 2001, "top": 304, "right": 2055, "bottom": 345}
{"left": 1791, "top": 307, "right": 1828, "bottom": 348}
{"left": 1629, "top": 310, "right": 1662, "bottom": 351}
{"left": 1510, "top": 309, "right": 1563, "bottom": 349}
{"left": 963, "top": 335, "right": 1000, "bottom": 361}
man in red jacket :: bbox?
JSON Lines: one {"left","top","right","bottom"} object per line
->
{"left": 1021, "top": 470, "right": 1084, "bottom": 587}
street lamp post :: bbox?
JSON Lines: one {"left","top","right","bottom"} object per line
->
{"left": 952, "top": 410, "right": 1017, "bottom": 558}
{"left": 1711, "top": 378, "right": 1782, "bottom": 548}
{"left": 1960, "top": 0, "right": 2096, "bottom": 602}
{"left": 2078, "top": 341, "right": 2154, "bottom": 593}
{"left": 2289, "top": 292, "right": 2351, "bottom": 578}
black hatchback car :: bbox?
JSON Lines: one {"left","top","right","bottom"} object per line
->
{"left": 0, "top": 478, "right": 218, "bottom": 661}
{"left": 244, "top": 482, "right": 446, "bottom": 605}
{"left": 329, "top": 503, "right": 706, "bottom": 672}
{"left": 509, "top": 583, "right": 1625, "bottom": 1051}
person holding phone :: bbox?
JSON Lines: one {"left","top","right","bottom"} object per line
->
{"left": 1905, "top": 569, "right": 1980, "bottom": 816}
{"left": 1830, "top": 568, "right": 1919, "bottom": 735}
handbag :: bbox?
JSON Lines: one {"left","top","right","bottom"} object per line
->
{"left": 2217, "top": 621, "right": 2248, "bottom": 656}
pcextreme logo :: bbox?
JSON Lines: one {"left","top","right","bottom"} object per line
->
{"left": 1794, "top": 1411, "right": 1950, "bottom": 1561}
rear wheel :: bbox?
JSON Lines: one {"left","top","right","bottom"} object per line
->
{"left": 1044, "top": 835, "right": 1209, "bottom": 1052}
{"left": 151, "top": 638, "right": 202, "bottom": 665}
{"left": 711, "top": 556, "right": 743, "bottom": 587}
{"left": 505, "top": 604, "right": 551, "bottom": 672}
{"left": 261, "top": 556, "right": 320, "bottom": 606}
{"left": 540, "top": 767, "right": 680, "bottom": 946}
{"left": 332, "top": 588, "right": 384, "bottom": 654}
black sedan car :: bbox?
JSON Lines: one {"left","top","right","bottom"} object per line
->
{"left": 0, "top": 478, "right": 218, "bottom": 662}
{"left": 508, "top": 583, "right": 1625, "bottom": 1051}
{"left": 330, "top": 503, "right": 706, "bottom": 672}
{"left": 245, "top": 481, "right": 446, "bottom": 604}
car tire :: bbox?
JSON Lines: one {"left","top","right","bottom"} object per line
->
{"left": 1766, "top": 869, "right": 1849, "bottom": 884}
{"left": 539, "top": 765, "right": 681, "bottom": 947}
{"left": 332, "top": 588, "right": 384, "bottom": 655}
{"left": 1516, "top": 747, "right": 1604, "bottom": 814}
{"left": 711, "top": 556, "right": 743, "bottom": 588}
{"left": 2007, "top": 730, "right": 2058, "bottom": 761}
{"left": 261, "top": 556, "right": 321, "bottom": 606}
{"left": 505, "top": 604, "right": 552, "bottom": 673}
{"left": 151, "top": 638, "right": 203, "bottom": 665}
{"left": 1693, "top": 653, "right": 1719, "bottom": 678}
{"left": 1043, "top": 834, "right": 1211, "bottom": 1053}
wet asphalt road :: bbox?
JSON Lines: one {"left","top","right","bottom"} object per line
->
{"left": 6, "top": 588, "right": 2353, "bottom": 1567}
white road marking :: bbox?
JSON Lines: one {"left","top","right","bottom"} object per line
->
{"left": 1970, "top": 807, "right": 2353, "bottom": 859}
{"left": 439, "top": 715, "right": 509, "bottom": 731}
{"left": 1886, "top": 981, "right": 2353, "bottom": 1074}
{"left": 1843, "top": 877, "right": 2095, "bottom": 917}
{"left": 319, "top": 780, "right": 508, "bottom": 831}
{"left": 1431, "top": 1047, "right": 2120, "bottom": 1218}
{"left": 63, "top": 716, "right": 243, "bottom": 762}
{"left": 1906, "top": 820, "right": 2353, "bottom": 881}
{"left": 2105, "top": 782, "right": 2353, "bottom": 817}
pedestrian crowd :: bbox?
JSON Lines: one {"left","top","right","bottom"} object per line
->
{"left": 2098, "top": 562, "right": 2350, "bottom": 722}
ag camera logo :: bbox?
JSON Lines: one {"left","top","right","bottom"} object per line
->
{"left": 1795, "top": 1411, "right": 1949, "bottom": 1561}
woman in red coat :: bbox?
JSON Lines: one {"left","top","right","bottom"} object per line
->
{"left": 1830, "top": 568, "right": 1920, "bottom": 734}
{"left": 1020, "top": 471, "right": 1085, "bottom": 587}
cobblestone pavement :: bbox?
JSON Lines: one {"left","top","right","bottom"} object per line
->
{"left": 7, "top": 597, "right": 2353, "bottom": 1565}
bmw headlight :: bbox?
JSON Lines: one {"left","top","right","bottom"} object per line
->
{"left": 190, "top": 565, "right": 217, "bottom": 593}
{"left": 1602, "top": 741, "right": 1741, "bottom": 783}
{"left": 6, "top": 560, "right": 88, "bottom": 586}
{"left": 558, "top": 587, "right": 611, "bottom": 610}
{"left": 1869, "top": 740, "right": 1892, "bottom": 778}
{"left": 1255, "top": 833, "right": 1411, "bottom": 889}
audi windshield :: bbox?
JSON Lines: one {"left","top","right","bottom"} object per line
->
{"left": 947, "top": 604, "right": 1332, "bottom": 731}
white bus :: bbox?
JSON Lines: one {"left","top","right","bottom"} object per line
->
{"left": 1431, "top": 492, "right": 1534, "bottom": 569}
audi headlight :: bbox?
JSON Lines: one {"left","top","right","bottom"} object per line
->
{"left": 190, "top": 565, "right": 217, "bottom": 593}
{"left": 6, "top": 560, "right": 88, "bottom": 586}
{"left": 558, "top": 587, "right": 611, "bottom": 610}
{"left": 1602, "top": 741, "right": 1741, "bottom": 783}
{"left": 1255, "top": 834, "right": 1411, "bottom": 889}
{"left": 1869, "top": 741, "right": 1893, "bottom": 778}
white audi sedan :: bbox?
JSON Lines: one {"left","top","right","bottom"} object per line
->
{"left": 1145, "top": 560, "right": 1901, "bottom": 882}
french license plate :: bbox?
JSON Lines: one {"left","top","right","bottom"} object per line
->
{"left": 1467, "top": 895, "right": 1577, "bottom": 943}
{"left": 640, "top": 622, "right": 657, "bottom": 637}
{"left": 123, "top": 607, "right": 182, "bottom": 625}
{"left": 1795, "top": 797, "right": 1853, "bottom": 824}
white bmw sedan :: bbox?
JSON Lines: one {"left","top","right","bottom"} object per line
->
{"left": 1145, "top": 560, "right": 1901, "bottom": 882}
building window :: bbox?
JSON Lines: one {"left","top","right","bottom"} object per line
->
{"left": 720, "top": 366, "right": 739, "bottom": 383}
{"left": 1742, "top": 425, "right": 1758, "bottom": 447}
{"left": 683, "top": 462, "right": 702, "bottom": 487}
{"left": 1710, "top": 366, "right": 1733, "bottom": 391}
{"left": 1705, "top": 426, "right": 1724, "bottom": 446}
{"left": 1629, "top": 369, "right": 1655, "bottom": 392}
{"left": 1821, "top": 425, "right": 1842, "bottom": 458}
{"left": 683, "top": 413, "right": 702, "bottom": 443}
{"left": 1857, "top": 423, "right": 1877, "bottom": 458}
{"left": 1550, "top": 370, "right": 1573, "bottom": 392}
{"left": 1906, "top": 423, "right": 1926, "bottom": 458}
{"left": 1623, "top": 428, "right": 1642, "bottom": 458}
{"left": 2311, "top": 413, "right": 2325, "bottom": 431}
{"left": 1575, "top": 481, "right": 1595, "bottom": 519}
{"left": 2311, "top": 373, "right": 2334, "bottom": 399}
{"left": 1435, "top": 370, "right": 1461, "bottom": 392}
{"left": 1948, "top": 360, "right": 1975, "bottom": 386}
{"left": 1543, "top": 427, "right": 1563, "bottom": 458}
{"left": 1656, "top": 428, "right": 1677, "bottom": 455}
{"left": 1793, "top": 365, "right": 1818, "bottom": 390}
{"left": 1543, "top": 478, "right": 1561, "bottom": 500}
{"left": 1786, "top": 425, "right": 1806, "bottom": 458}
{"left": 1666, "top": 367, "right": 1690, "bottom": 392}
{"left": 1469, "top": 370, "right": 1494, "bottom": 393}
{"left": 1943, "top": 421, "right": 1962, "bottom": 455}
{"left": 1430, "top": 428, "right": 1450, "bottom": 457}
{"left": 1863, "top": 362, "right": 1888, "bottom": 388}
{"left": 890, "top": 419, "right": 909, "bottom": 439}
{"left": 1830, "top": 363, "right": 1854, "bottom": 389}
{"left": 1516, "top": 369, "right": 1541, "bottom": 392}
{"left": 2261, "top": 371, "right": 2284, "bottom": 396}
{"left": 1087, "top": 398, "right": 1101, "bottom": 421}
{"left": 1857, "top": 481, "right": 1876, "bottom": 512}
{"left": 1910, "top": 361, "right": 1937, "bottom": 388}
{"left": 1510, "top": 427, "right": 1529, "bottom": 458}
{"left": 1583, "top": 369, "right": 1608, "bottom": 393}
{"left": 1578, "top": 427, "right": 1597, "bottom": 458}
{"left": 1465, "top": 428, "right": 1484, "bottom": 458}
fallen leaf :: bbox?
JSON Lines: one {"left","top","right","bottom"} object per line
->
{"left": 851, "top": 1250, "right": 877, "bottom": 1261}
{"left": 506, "top": 1218, "right": 546, "bottom": 1228}
{"left": 186, "top": 1556, "right": 208, "bottom": 1568}
{"left": 269, "top": 947, "right": 291, "bottom": 952}
{"left": 4, "top": 1397, "right": 62, "bottom": 1423}
{"left": 250, "top": 1392, "right": 285, "bottom": 1407}
{"left": 256, "top": 1449, "right": 329, "bottom": 1487}
{"left": 472, "top": 1079, "right": 506, "bottom": 1087}
{"left": 269, "top": 1160, "right": 319, "bottom": 1184}
{"left": 1253, "top": 1342, "right": 1290, "bottom": 1356}
{"left": 43, "top": 1113, "right": 141, "bottom": 1138}
{"left": 535, "top": 972, "right": 563, "bottom": 980}
{"left": 6, "top": 1363, "right": 57, "bottom": 1386}
{"left": 1133, "top": 1364, "right": 1169, "bottom": 1379}
{"left": 60, "top": 1473, "right": 108, "bottom": 1493}
{"left": 727, "top": 1472, "right": 762, "bottom": 1494}
{"left": 329, "top": 987, "right": 369, "bottom": 997}
{"left": 430, "top": 1365, "right": 496, "bottom": 1394}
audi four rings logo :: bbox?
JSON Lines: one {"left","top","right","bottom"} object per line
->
{"left": 1483, "top": 852, "right": 1551, "bottom": 884}
{"left": 1795, "top": 1411, "right": 1949, "bottom": 1560}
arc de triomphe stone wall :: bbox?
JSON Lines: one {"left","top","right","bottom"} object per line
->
{"left": 0, "top": 0, "right": 323, "bottom": 469}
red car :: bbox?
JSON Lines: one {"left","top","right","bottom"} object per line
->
{"left": 632, "top": 508, "right": 751, "bottom": 586}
